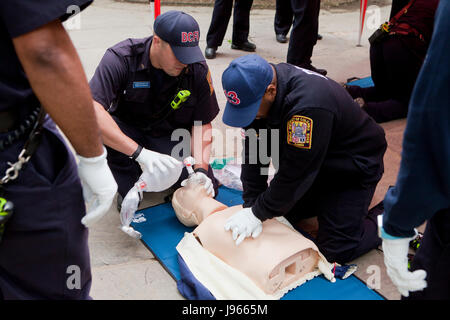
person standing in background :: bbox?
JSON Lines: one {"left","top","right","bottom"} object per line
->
{"left": 273, "top": 0, "right": 326, "bottom": 76}
{"left": 205, "top": 0, "right": 256, "bottom": 59}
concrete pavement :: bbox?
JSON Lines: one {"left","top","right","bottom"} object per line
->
{"left": 65, "top": 0, "right": 411, "bottom": 300}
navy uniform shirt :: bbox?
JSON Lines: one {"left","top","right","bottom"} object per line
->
{"left": 242, "top": 63, "right": 388, "bottom": 221}
{"left": 89, "top": 36, "right": 220, "bottom": 137}
{"left": 0, "top": 0, "right": 92, "bottom": 119}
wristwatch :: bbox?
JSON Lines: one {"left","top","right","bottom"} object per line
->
{"left": 194, "top": 167, "right": 208, "bottom": 175}
{"left": 129, "top": 145, "right": 143, "bottom": 160}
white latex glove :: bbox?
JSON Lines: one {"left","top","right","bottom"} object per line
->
{"left": 119, "top": 184, "right": 143, "bottom": 239}
{"left": 136, "top": 149, "right": 183, "bottom": 192}
{"left": 181, "top": 171, "right": 215, "bottom": 197}
{"left": 77, "top": 147, "right": 118, "bottom": 227}
{"left": 381, "top": 227, "right": 427, "bottom": 297}
{"left": 224, "top": 207, "right": 263, "bottom": 246}
{"left": 136, "top": 148, "right": 181, "bottom": 176}
{"left": 119, "top": 184, "right": 142, "bottom": 227}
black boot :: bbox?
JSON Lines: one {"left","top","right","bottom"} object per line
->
{"left": 231, "top": 41, "right": 256, "bottom": 52}
{"left": 205, "top": 47, "right": 217, "bottom": 59}
{"left": 276, "top": 34, "right": 288, "bottom": 43}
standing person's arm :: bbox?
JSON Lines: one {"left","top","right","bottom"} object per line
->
{"left": 380, "top": 0, "right": 450, "bottom": 297}
{"left": 13, "top": 20, "right": 103, "bottom": 157}
{"left": 12, "top": 19, "right": 117, "bottom": 227}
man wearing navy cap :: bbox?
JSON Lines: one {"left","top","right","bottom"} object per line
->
{"left": 89, "top": 10, "right": 220, "bottom": 207}
{"left": 222, "top": 54, "right": 387, "bottom": 264}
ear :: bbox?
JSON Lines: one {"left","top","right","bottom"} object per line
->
{"left": 266, "top": 83, "right": 277, "bottom": 100}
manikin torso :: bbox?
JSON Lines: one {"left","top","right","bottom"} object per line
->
{"left": 173, "top": 184, "right": 334, "bottom": 295}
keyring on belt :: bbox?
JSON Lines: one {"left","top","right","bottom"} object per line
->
{"left": 0, "top": 108, "right": 46, "bottom": 185}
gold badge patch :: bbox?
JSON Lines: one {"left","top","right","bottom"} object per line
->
{"left": 287, "top": 115, "right": 313, "bottom": 149}
{"left": 206, "top": 69, "right": 214, "bottom": 96}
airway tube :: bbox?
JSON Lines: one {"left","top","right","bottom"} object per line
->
{"left": 155, "top": 0, "right": 161, "bottom": 19}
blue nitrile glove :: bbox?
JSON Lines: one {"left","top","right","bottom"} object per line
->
{"left": 378, "top": 215, "right": 427, "bottom": 297}
{"left": 224, "top": 207, "right": 262, "bottom": 246}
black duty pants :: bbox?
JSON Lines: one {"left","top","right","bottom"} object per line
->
{"left": 285, "top": 175, "right": 382, "bottom": 264}
{"left": 0, "top": 122, "right": 91, "bottom": 299}
{"left": 275, "top": 0, "right": 320, "bottom": 67}
{"left": 404, "top": 208, "right": 450, "bottom": 300}
{"left": 206, "top": 0, "right": 253, "bottom": 48}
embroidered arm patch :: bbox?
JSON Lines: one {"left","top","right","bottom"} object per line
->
{"left": 287, "top": 115, "right": 313, "bottom": 149}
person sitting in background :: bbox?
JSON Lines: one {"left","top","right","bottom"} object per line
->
{"left": 345, "top": 0, "right": 439, "bottom": 123}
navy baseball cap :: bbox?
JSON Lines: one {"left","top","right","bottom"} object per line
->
{"left": 222, "top": 54, "right": 274, "bottom": 128}
{"left": 154, "top": 10, "right": 204, "bottom": 64}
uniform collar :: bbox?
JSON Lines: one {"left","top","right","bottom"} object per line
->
{"left": 138, "top": 36, "right": 153, "bottom": 71}
{"left": 267, "top": 63, "right": 286, "bottom": 128}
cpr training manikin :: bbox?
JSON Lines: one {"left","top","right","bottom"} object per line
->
{"left": 173, "top": 183, "right": 336, "bottom": 300}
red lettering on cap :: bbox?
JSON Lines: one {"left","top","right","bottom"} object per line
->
{"left": 181, "top": 31, "right": 199, "bottom": 43}
{"left": 225, "top": 90, "right": 241, "bottom": 105}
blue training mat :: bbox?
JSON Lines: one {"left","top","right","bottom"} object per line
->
{"left": 131, "top": 186, "right": 384, "bottom": 300}
{"left": 347, "top": 76, "right": 374, "bottom": 88}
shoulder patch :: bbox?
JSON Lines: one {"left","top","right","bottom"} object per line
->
{"left": 206, "top": 69, "right": 214, "bottom": 96}
{"left": 287, "top": 115, "right": 313, "bottom": 149}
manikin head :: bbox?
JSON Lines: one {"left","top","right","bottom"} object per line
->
{"left": 150, "top": 10, "right": 204, "bottom": 77}
{"left": 172, "top": 184, "right": 227, "bottom": 227}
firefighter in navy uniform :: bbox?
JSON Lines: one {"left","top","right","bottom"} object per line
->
{"left": 0, "top": 0, "right": 117, "bottom": 299}
{"left": 222, "top": 54, "right": 387, "bottom": 264}
{"left": 273, "top": 0, "right": 326, "bottom": 76}
{"left": 89, "top": 11, "right": 220, "bottom": 203}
